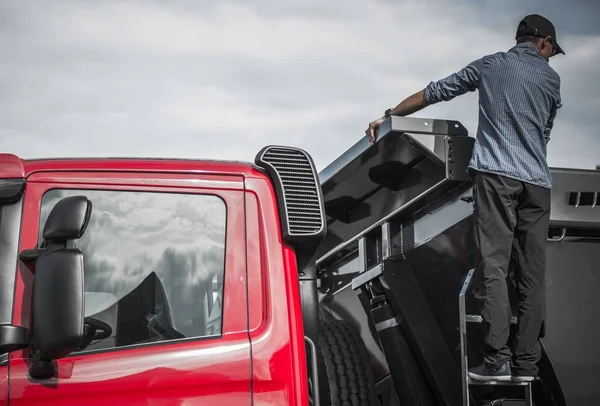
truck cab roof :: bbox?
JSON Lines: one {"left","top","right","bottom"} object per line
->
{"left": 0, "top": 153, "right": 260, "bottom": 179}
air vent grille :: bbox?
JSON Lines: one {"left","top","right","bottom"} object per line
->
{"left": 260, "top": 147, "right": 324, "bottom": 236}
{"left": 568, "top": 191, "right": 598, "bottom": 207}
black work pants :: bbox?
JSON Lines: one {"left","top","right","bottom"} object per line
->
{"left": 473, "top": 171, "right": 550, "bottom": 376}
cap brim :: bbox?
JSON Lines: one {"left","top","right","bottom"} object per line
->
{"left": 554, "top": 42, "right": 565, "bottom": 56}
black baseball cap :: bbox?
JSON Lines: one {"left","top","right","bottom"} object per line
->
{"left": 516, "top": 14, "right": 565, "bottom": 56}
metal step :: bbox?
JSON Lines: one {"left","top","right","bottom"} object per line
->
{"left": 468, "top": 378, "right": 535, "bottom": 386}
{"left": 470, "top": 381, "right": 533, "bottom": 406}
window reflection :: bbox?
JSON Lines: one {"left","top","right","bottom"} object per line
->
{"left": 39, "top": 189, "right": 226, "bottom": 351}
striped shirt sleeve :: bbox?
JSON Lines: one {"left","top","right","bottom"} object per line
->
{"left": 424, "top": 57, "right": 487, "bottom": 106}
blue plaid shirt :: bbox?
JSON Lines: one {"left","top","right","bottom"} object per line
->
{"left": 424, "top": 43, "right": 562, "bottom": 189}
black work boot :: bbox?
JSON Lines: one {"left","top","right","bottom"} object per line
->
{"left": 511, "top": 358, "right": 538, "bottom": 382}
{"left": 468, "top": 360, "right": 512, "bottom": 382}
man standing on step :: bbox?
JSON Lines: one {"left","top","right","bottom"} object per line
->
{"left": 365, "top": 14, "right": 564, "bottom": 382}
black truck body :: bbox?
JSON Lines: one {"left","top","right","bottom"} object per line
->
{"left": 315, "top": 116, "right": 599, "bottom": 405}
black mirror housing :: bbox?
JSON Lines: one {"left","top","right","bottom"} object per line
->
{"left": 27, "top": 195, "right": 92, "bottom": 361}
{"left": 42, "top": 195, "right": 92, "bottom": 242}
{"left": 33, "top": 249, "right": 85, "bottom": 359}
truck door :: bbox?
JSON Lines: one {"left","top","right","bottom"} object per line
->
{"left": 8, "top": 171, "right": 251, "bottom": 406}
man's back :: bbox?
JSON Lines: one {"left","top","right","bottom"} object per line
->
{"left": 423, "top": 42, "right": 562, "bottom": 188}
{"left": 472, "top": 43, "right": 562, "bottom": 188}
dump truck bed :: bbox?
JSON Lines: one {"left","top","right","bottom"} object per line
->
{"left": 315, "top": 116, "right": 600, "bottom": 406}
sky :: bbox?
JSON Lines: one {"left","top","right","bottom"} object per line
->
{"left": 0, "top": 0, "right": 598, "bottom": 171}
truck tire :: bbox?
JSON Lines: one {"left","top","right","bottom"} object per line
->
{"left": 317, "top": 319, "right": 378, "bottom": 406}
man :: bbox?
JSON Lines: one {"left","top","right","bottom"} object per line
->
{"left": 366, "top": 14, "right": 563, "bottom": 382}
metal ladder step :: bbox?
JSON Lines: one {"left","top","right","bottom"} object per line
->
{"left": 469, "top": 379, "right": 535, "bottom": 386}
{"left": 459, "top": 269, "right": 534, "bottom": 406}
{"left": 468, "top": 377, "right": 538, "bottom": 386}
{"left": 471, "top": 379, "right": 534, "bottom": 406}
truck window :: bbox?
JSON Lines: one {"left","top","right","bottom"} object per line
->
{"left": 39, "top": 188, "right": 227, "bottom": 353}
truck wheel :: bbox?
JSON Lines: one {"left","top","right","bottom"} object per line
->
{"left": 317, "top": 319, "right": 378, "bottom": 406}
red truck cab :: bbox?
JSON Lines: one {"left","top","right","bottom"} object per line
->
{"left": 0, "top": 146, "right": 326, "bottom": 406}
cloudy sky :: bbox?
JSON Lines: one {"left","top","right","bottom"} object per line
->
{"left": 1, "top": 0, "right": 598, "bottom": 171}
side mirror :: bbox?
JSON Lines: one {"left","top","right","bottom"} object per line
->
{"left": 21, "top": 195, "right": 92, "bottom": 364}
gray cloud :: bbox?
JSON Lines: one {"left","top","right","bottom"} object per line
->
{"left": 0, "top": 0, "right": 598, "bottom": 172}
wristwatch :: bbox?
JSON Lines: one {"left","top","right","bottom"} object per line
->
{"left": 384, "top": 108, "right": 393, "bottom": 119}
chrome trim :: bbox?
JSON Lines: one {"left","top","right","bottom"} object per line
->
{"left": 548, "top": 228, "right": 566, "bottom": 242}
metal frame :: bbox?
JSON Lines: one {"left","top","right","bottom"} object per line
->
{"left": 459, "top": 269, "right": 475, "bottom": 406}
{"left": 341, "top": 220, "right": 464, "bottom": 405}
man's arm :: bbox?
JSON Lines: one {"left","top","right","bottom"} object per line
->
{"left": 366, "top": 58, "right": 486, "bottom": 145}
{"left": 544, "top": 95, "right": 562, "bottom": 144}
{"left": 387, "top": 89, "right": 428, "bottom": 117}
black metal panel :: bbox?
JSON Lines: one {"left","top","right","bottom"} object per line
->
{"left": 319, "top": 153, "right": 448, "bottom": 258}
{"left": 370, "top": 300, "right": 436, "bottom": 405}
{"left": 403, "top": 218, "right": 475, "bottom": 363}
{"left": 375, "top": 375, "right": 402, "bottom": 406}
{"left": 445, "top": 136, "right": 475, "bottom": 182}
{"left": 380, "top": 258, "right": 463, "bottom": 406}
{"left": 318, "top": 116, "right": 468, "bottom": 187}
{"left": 317, "top": 118, "right": 475, "bottom": 263}
{"left": 543, "top": 238, "right": 600, "bottom": 405}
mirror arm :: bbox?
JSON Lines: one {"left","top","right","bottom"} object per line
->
{"left": 19, "top": 248, "right": 47, "bottom": 262}
{"left": 29, "top": 350, "right": 57, "bottom": 380}
{"left": 0, "top": 324, "right": 29, "bottom": 355}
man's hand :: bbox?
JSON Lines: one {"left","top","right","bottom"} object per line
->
{"left": 366, "top": 117, "right": 386, "bottom": 145}
{"left": 366, "top": 90, "right": 428, "bottom": 145}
